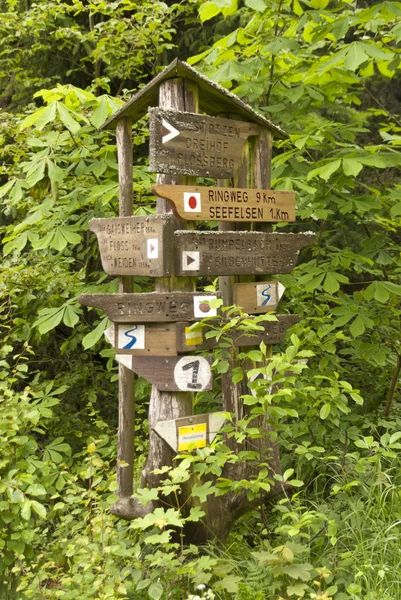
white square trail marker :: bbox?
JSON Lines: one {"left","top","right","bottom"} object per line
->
{"left": 183, "top": 191, "right": 201, "bottom": 213}
{"left": 117, "top": 324, "right": 145, "bottom": 351}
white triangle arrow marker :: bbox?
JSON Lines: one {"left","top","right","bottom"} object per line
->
{"left": 161, "top": 119, "right": 180, "bottom": 144}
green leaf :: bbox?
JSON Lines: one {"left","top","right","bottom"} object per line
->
{"left": 342, "top": 158, "right": 363, "bottom": 176}
{"left": 31, "top": 500, "right": 47, "bottom": 519}
{"left": 21, "top": 103, "right": 57, "bottom": 130}
{"left": 344, "top": 42, "right": 369, "bottom": 70}
{"left": 47, "top": 159, "right": 65, "bottom": 183}
{"left": 199, "top": 2, "right": 222, "bottom": 22}
{"left": 308, "top": 159, "right": 342, "bottom": 181}
{"left": 3, "top": 232, "right": 29, "bottom": 256}
{"left": 82, "top": 316, "right": 110, "bottom": 349}
{"left": 26, "top": 484, "right": 46, "bottom": 496}
{"left": 364, "top": 281, "right": 389, "bottom": 303}
{"left": 287, "top": 582, "right": 308, "bottom": 597}
{"left": 191, "top": 481, "right": 215, "bottom": 503}
{"left": 320, "top": 403, "right": 331, "bottom": 419}
{"left": 148, "top": 582, "right": 163, "bottom": 600}
{"left": 63, "top": 305, "right": 80, "bottom": 328}
{"left": 21, "top": 499, "right": 31, "bottom": 521}
{"left": 245, "top": 0, "right": 266, "bottom": 11}
{"left": 350, "top": 315, "right": 365, "bottom": 337}
{"left": 33, "top": 307, "right": 65, "bottom": 335}
{"left": 57, "top": 103, "right": 81, "bottom": 133}
{"left": 347, "top": 583, "right": 362, "bottom": 594}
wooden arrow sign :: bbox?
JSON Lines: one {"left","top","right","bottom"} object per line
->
{"left": 113, "top": 355, "right": 214, "bottom": 392}
{"left": 105, "top": 324, "right": 177, "bottom": 356}
{"left": 176, "top": 314, "right": 300, "bottom": 352}
{"left": 79, "top": 292, "right": 221, "bottom": 323}
{"left": 89, "top": 214, "right": 174, "bottom": 277}
{"left": 234, "top": 281, "right": 285, "bottom": 314}
{"left": 153, "top": 412, "right": 226, "bottom": 453}
{"left": 152, "top": 184, "right": 296, "bottom": 223}
{"left": 149, "top": 108, "right": 260, "bottom": 178}
{"left": 175, "top": 231, "right": 315, "bottom": 277}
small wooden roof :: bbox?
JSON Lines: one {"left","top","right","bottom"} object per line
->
{"left": 100, "top": 59, "right": 286, "bottom": 139}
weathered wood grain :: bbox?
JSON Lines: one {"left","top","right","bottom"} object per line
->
{"left": 79, "top": 292, "right": 220, "bottom": 322}
{"left": 115, "top": 355, "right": 214, "bottom": 392}
{"left": 149, "top": 109, "right": 260, "bottom": 178}
{"left": 233, "top": 281, "right": 285, "bottom": 314}
{"left": 176, "top": 314, "right": 300, "bottom": 352}
{"left": 89, "top": 214, "right": 174, "bottom": 277}
{"left": 152, "top": 184, "right": 295, "bottom": 223}
{"left": 175, "top": 230, "right": 316, "bottom": 277}
{"left": 100, "top": 59, "right": 287, "bottom": 139}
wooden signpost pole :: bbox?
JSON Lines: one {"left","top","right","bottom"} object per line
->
{"left": 143, "top": 78, "right": 198, "bottom": 490}
{"left": 113, "top": 118, "right": 135, "bottom": 504}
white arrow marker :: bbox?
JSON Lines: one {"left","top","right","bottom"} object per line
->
{"left": 161, "top": 119, "right": 180, "bottom": 144}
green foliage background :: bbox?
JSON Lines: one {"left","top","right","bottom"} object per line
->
{"left": 1, "top": 0, "right": 401, "bottom": 598}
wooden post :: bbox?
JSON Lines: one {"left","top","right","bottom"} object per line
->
{"left": 114, "top": 118, "right": 135, "bottom": 502}
{"left": 143, "top": 78, "right": 199, "bottom": 488}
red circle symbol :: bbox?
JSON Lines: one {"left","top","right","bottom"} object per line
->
{"left": 188, "top": 195, "right": 198, "bottom": 209}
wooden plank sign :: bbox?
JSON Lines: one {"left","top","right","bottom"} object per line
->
{"left": 152, "top": 184, "right": 295, "bottom": 223}
{"left": 113, "top": 355, "right": 213, "bottom": 392}
{"left": 234, "top": 281, "right": 285, "bottom": 314}
{"left": 175, "top": 231, "right": 316, "bottom": 277}
{"left": 89, "top": 214, "right": 174, "bottom": 276}
{"left": 149, "top": 108, "right": 260, "bottom": 178}
{"left": 176, "top": 314, "right": 300, "bottom": 352}
{"left": 153, "top": 412, "right": 226, "bottom": 453}
{"left": 79, "top": 292, "right": 220, "bottom": 322}
{"left": 104, "top": 324, "right": 177, "bottom": 356}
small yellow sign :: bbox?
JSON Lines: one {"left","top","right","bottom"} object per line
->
{"left": 178, "top": 423, "right": 207, "bottom": 451}
{"left": 184, "top": 326, "right": 203, "bottom": 346}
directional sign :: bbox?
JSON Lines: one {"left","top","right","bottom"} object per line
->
{"left": 234, "top": 281, "right": 285, "bottom": 314}
{"left": 105, "top": 324, "right": 177, "bottom": 356}
{"left": 113, "top": 355, "right": 214, "bottom": 392}
{"left": 149, "top": 108, "right": 260, "bottom": 178}
{"left": 175, "top": 231, "right": 316, "bottom": 277}
{"left": 152, "top": 184, "right": 296, "bottom": 223}
{"left": 79, "top": 292, "right": 220, "bottom": 323}
{"left": 89, "top": 214, "right": 174, "bottom": 277}
{"left": 176, "top": 315, "right": 300, "bottom": 352}
{"left": 153, "top": 412, "right": 226, "bottom": 453}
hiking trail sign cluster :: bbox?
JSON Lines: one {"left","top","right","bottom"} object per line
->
{"left": 79, "top": 59, "right": 315, "bottom": 517}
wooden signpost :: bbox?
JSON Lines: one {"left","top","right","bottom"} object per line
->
{"left": 89, "top": 215, "right": 174, "bottom": 276}
{"left": 80, "top": 59, "right": 316, "bottom": 532}
{"left": 175, "top": 230, "right": 316, "bottom": 277}
{"left": 79, "top": 292, "right": 220, "bottom": 322}
{"left": 152, "top": 184, "right": 296, "bottom": 223}
{"left": 113, "top": 354, "right": 214, "bottom": 392}
{"left": 234, "top": 281, "right": 285, "bottom": 314}
{"left": 149, "top": 109, "right": 260, "bottom": 178}
{"left": 176, "top": 315, "right": 300, "bottom": 352}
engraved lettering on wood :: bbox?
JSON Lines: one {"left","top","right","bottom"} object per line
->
{"left": 175, "top": 231, "right": 316, "bottom": 277}
{"left": 79, "top": 292, "right": 221, "bottom": 323}
{"left": 152, "top": 184, "right": 296, "bottom": 223}
{"left": 121, "top": 356, "right": 214, "bottom": 392}
{"left": 176, "top": 314, "right": 300, "bottom": 352}
{"left": 149, "top": 109, "right": 260, "bottom": 178}
{"left": 89, "top": 215, "right": 173, "bottom": 276}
